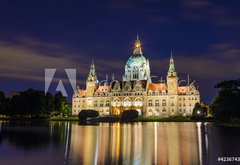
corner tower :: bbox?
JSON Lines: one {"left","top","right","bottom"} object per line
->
{"left": 167, "top": 53, "right": 178, "bottom": 94}
{"left": 124, "top": 36, "right": 151, "bottom": 81}
{"left": 86, "top": 61, "right": 98, "bottom": 96}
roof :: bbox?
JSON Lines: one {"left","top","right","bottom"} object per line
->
{"left": 126, "top": 54, "right": 147, "bottom": 68}
{"left": 111, "top": 80, "right": 148, "bottom": 90}
{"left": 96, "top": 85, "right": 111, "bottom": 93}
{"left": 75, "top": 89, "right": 87, "bottom": 97}
{"left": 148, "top": 83, "right": 167, "bottom": 91}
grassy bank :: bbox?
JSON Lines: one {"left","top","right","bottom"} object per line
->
{"left": 49, "top": 116, "right": 79, "bottom": 121}
{"left": 0, "top": 115, "right": 79, "bottom": 121}
{"left": 135, "top": 116, "right": 214, "bottom": 122}
{"left": 135, "top": 117, "right": 192, "bottom": 122}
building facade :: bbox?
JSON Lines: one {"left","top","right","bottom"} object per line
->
{"left": 72, "top": 36, "right": 200, "bottom": 116}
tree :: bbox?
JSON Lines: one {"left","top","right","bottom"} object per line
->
{"left": 200, "top": 102, "right": 209, "bottom": 116}
{"left": 192, "top": 102, "right": 205, "bottom": 119}
{"left": 78, "top": 110, "right": 99, "bottom": 120}
{"left": 45, "top": 92, "right": 54, "bottom": 115}
{"left": 0, "top": 91, "right": 6, "bottom": 115}
{"left": 210, "top": 78, "right": 240, "bottom": 123}
{"left": 54, "top": 92, "right": 71, "bottom": 116}
{"left": 9, "top": 89, "right": 46, "bottom": 116}
{"left": 121, "top": 110, "right": 139, "bottom": 121}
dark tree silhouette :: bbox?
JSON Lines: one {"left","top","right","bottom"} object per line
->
{"left": 210, "top": 78, "right": 240, "bottom": 124}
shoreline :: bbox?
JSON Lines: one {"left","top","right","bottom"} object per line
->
{"left": 0, "top": 116, "right": 214, "bottom": 123}
{"left": 2, "top": 116, "right": 240, "bottom": 127}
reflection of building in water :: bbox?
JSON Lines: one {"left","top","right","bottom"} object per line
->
{"left": 72, "top": 36, "right": 200, "bottom": 117}
{"left": 68, "top": 122, "right": 205, "bottom": 165}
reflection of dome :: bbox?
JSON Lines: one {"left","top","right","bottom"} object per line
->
{"left": 126, "top": 54, "right": 147, "bottom": 68}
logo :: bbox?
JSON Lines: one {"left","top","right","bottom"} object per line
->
{"left": 45, "top": 69, "right": 76, "bottom": 96}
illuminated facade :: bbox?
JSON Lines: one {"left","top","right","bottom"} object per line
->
{"left": 72, "top": 36, "right": 200, "bottom": 116}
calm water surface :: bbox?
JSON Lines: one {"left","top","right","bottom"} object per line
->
{"left": 0, "top": 121, "right": 240, "bottom": 165}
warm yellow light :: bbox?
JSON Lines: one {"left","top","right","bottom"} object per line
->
{"left": 135, "top": 43, "right": 140, "bottom": 48}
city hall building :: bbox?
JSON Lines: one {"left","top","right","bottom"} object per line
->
{"left": 72, "top": 37, "right": 200, "bottom": 116}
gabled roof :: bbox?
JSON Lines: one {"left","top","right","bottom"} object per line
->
{"left": 178, "top": 86, "right": 189, "bottom": 94}
{"left": 110, "top": 80, "right": 148, "bottom": 90}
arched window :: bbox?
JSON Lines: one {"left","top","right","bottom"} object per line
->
{"left": 100, "top": 100, "right": 104, "bottom": 107}
{"left": 155, "top": 100, "right": 160, "bottom": 106}
{"left": 113, "top": 99, "right": 121, "bottom": 107}
{"left": 106, "top": 100, "right": 110, "bottom": 107}
{"left": 171, "top": 102, "right": 174, "bottom": 106}
{"left": 135, "top": 98, "right": 142, "bottom": 106}
{"left": 148, "top": 100, "right": 153, "bottom": 106}
{"left": 94, "top": 101, "right": 98, "bottom": 107}
{"left": 124, "top": 98, "right": 131, "bottom": 106}
{"left": 162, "top": 108, "right": 166, "bottom": 112}
{"left": 162, "top": 99, "right": 166, "bottom": 106}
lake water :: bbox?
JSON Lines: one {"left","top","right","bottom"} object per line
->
{"left": 0, "top": 121, "right": 240, "bottom": 165}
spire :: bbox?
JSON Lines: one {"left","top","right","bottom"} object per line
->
{"left": 88, "top": 61, "right": 97, "bottom": 80}
{"left": 133, "top": 35, "right": 142, "bottom": 54}
{"left": 168, "top": 52, "right": 176, "bottom": 73}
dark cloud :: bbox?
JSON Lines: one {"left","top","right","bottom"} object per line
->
{"left": 181, "top": 0, "right": 240, "bottom": 27}
{"left": 0, "top": 38, "right": 91, "bottom": 82}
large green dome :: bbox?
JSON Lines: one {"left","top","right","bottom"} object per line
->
{"left": 126, "top": 54, "right": 147, "bottom": 68}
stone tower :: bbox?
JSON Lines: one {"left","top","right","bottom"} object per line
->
{"left": 167, "top": 53, "right": 178, "bottom": 95}
{"left": 86, "top": 61, "right": 98, "bottom": 97}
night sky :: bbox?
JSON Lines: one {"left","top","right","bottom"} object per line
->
{"left": 0, "top": 0, "right": 240, "bottom": 103}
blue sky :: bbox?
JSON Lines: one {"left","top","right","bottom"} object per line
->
{"left": 0, "top": 0, "right": 240, "bottom": 103}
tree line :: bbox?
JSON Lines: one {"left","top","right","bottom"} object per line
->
{"left": 0, "top": 88, "right": 71, "bottom": 117}
{"left": 191, "top": 77, "right": 240, "bottom": 124}
{"left": 210, "top": 78, "right": 240, "bottom": 124}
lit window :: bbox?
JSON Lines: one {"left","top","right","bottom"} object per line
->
{"left": 124, "top": 99, "right": 131, "bottom": 106}
{"left": 106, "top": 100, "right": 110, "bottom": 107}
{"left": 148, "top": 100, "right": 153, "bottom": 106}
{"left": 100, "top": 101, "right": 104, "bottom": 107}
{"left": 94, "top": 101, "right": 98, "bottom": 107}
{"left": 162, "top": 99, "right": 166, "bottom": 106}
{"left": 135, "top": 98, "right": 142, "bottom": 106}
